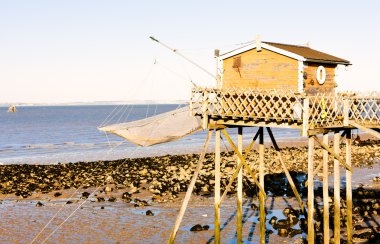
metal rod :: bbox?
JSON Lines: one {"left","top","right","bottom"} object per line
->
{"left": 149, "top": 36, "right": 216, "bottom": 79}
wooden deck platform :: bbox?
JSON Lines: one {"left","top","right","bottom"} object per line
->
{"left": 190, "top": 87, "right": 380, "bottom": 134}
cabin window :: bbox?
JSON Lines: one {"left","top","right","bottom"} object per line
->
{"left": 233, "top": 56, "right": 241, "bottom": 68}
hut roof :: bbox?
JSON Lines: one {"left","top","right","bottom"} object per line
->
{"left": 220, "top": 41, "right": 350, "bottom": 65}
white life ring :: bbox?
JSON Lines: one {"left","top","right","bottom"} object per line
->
{"left": 316, "top": 66, "right": 326, "bottom": 84}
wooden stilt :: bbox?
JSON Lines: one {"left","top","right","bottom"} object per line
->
{"left": 322, "top": 133, "right": 330, "bottom": 244}
{"left": 333, "top": 131, "right": 341, "bottom": 244}
{"left": 215, "top": 129, "right": 221, "bottom": 244}
{"left": 313, "top": 135, "right": 351, "bottom": 171}
{"left": 346, "top": 129, "right": 352, "bottom": 244}
{"left": 259, "top": 127, "right": 265, "bottom": 244}
{"left": 237, "top": 127, "right": 243, "bottom": 243}
{"left": 266, "top": 127, "right": 305, "bottom": 213}
{"left": 219, "top": 131, "right": 260, "bottom": 205}
{"left": 221, "top": 129, "right": 266, "bottom": 197}
{"left": 168, "top": 130, "right": 213, "bottom": 244}
{"left": 308, "top": 136, "right": 315, "bottom": 243}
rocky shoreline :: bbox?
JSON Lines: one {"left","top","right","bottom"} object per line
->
{"left": 0, "top": 139, "right": 379, "bottom": 243}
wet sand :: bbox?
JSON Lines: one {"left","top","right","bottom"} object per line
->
{"left": 0, "top": 137, "right": 379, "bottom": 243}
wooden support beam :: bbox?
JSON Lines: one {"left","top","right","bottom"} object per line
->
{"left": 333, "top": 131, "right": 341, "bottom": 244}
{"left": 349, "top": 120, "right": 380, "bottom": 139}
{"left": 266, "top": 127, "right": 305, "bottom": 213}
{"left": 346, "top": 129, "right": 353, "bottom": 244}
{"left": 313, "top": 135, "right": 352, "bottom": 172}
{"left": 219, "top": 130, "right": 261, "bottom": 205}
{"left": 168, "top": 130, "right": 213, "bottom": 243}
{"left": 322, "top": 133, "right": 330, "bottom": 244}
{"left": 258, "top": 127, "right": 265, "bottom": 244}
{"left": 215, "top": 129, "right": 221, "bottom": 244}
{"left": 221, "top": 129, "right": 266, "bottom": 197}
{"left": 307, "top": 136, "right": 315, "bottom": 243}
{"left": 237, "top": 127, "right": 243, "bottom": 243}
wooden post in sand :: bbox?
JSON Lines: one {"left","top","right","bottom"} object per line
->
{"left": 258, "top": 127, "right": 265, "bottom": 244}
{"left": 215, "top": 129, "right": 221, "bottom": 244}
{"left": 333, "top": 131, "right": 341, "bottom": 244}
{"left": 168, "top": 131, "right": 213, "bottom": 243}
{"left": 237, "top": 127, "right": 243, "bottom": 243}
{"left": 307, "top": 136, "right": 315, "bottom": 243}
{"left": 345, "top": 129, "right": 352, "bottom": 243}
{"left": 322, "top": 133, "right": 330, "bottom": 244}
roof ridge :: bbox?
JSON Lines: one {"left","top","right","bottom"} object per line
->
{"left": 263, "top": 41, "right": 309, "bottom": 48}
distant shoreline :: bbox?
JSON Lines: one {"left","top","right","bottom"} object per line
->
{"left": 0, "top": 100, "right": 188, "bottom": 107}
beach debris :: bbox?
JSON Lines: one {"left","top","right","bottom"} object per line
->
{"left": 105, "top": 175, "right": 113, "bottom": 183}
{"left": 146, "top": 210, "right": 154, "bottom": 216}
{"left": 202, "top": 225, "right": 210, "bottom": 230}
{"left": 81, "top": 191, "right": 90, "bottom": 199}
{"left": 133, "top": 198, "right": 149, "bottom": 207}
{"left": 54, "top": 192, "right": 62, "bottom": 197}
{"left": 190, "top": 224, "right": 203, "bottom": 231}
{"left": 36, "top": 201, "right": 44, "bottom": 207}
{"left": 97, "top": 197, "right": 105, "bottom": 202}
{"left": 104, "top": 186, "right": 113, "bottom": 193}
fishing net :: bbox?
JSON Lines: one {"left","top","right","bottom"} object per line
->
{"left": 98, "top": 106, "right": 202, "bottom": 147}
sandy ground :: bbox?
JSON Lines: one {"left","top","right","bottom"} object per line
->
{"left": 1, "top": 135, "right": 380, "bottom": 243}
{"left": 0, "top": 164, "right": 379, "bottom": 243}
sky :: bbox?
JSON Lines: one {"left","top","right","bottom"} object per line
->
{"left": 1, "top": 0, "right": 380, "bottom": 104}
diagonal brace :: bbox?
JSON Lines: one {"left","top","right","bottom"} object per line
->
{"left": 313, "top": 135, "right": 352, "bottom": 171}
{"left": 219, "top": 129, "right": 261, "bottom": 205}
{"left": 168, "top": 130, "right": 213, "bottom": 244}
{"left": 266, "top": 127, "right": 305, "bottom": 213}
{"left": 221, "top": 129, "right": 266, "bottom": 198}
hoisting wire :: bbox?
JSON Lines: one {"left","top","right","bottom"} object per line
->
{"left": 149, "top": 36, "right": 216, "bottom": 80}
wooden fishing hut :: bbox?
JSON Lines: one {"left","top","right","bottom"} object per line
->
{"left": 169, "top": 37, "right": 380, "bottom": 244}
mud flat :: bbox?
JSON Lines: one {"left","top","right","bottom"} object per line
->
{"left": 0, "top": 139, "right": 379, "bottom": 243}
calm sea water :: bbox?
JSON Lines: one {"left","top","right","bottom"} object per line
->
{"left": 0, "top": 105, "right": 301, "bottom": 164}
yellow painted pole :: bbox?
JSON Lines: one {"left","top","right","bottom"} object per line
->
{"left": 215, "top": 129, "right": 221, "bottom": 244}
{"left": 237, "top": 127, "right": 243, "bottom": 243}
{"left": 258, "top": 127, "right": 265, "bottom": 244}
{"left": 307, "top": 136, "right": 315, "bottom": 243}
{"left": 322, "top": 133, "right": 330, "bottom": 244}
{"left": 333, "top": 131, "right": 341, "bottom": 244}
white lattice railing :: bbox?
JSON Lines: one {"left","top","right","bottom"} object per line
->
{"left": 190, "top": 87, "right": 380, "bottom": 130}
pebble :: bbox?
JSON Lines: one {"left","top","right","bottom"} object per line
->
{"left": 53, "top": 192, "right": 62, "bottom": 197}
{"left": 146, "top": 210, "right": 154, "bottom": 216}
{"left": 36, "top": 201, "right": 44, "bottom": 207}
{"left": 108, "top": 197, "right": 116, "bottom": 202}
